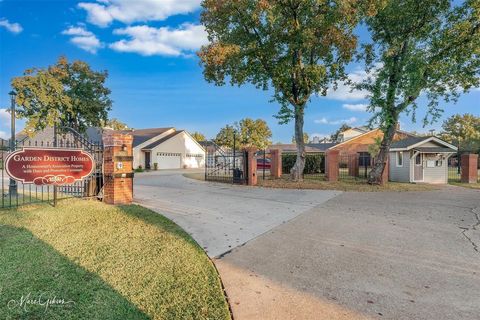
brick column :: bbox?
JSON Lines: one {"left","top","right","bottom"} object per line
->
{"left": 102, "top": 131, "right": 134, "bottom": 205}
{"left": 326, "top": 150, "right": 339, "bottom": 182}
{"left": 461, "top": 154, "right": 478, "bottom": 183}
{"left": 348, "top": 154, "right": 359, "bottom": 177}
{"left": 245, "top": 147, "right": 258, "bottom": 186}
{"left": 380, "top": 159, "right": 389, "bottom": 185}
{"left": 270, "top": 149, "right": 282, "bottom": 179}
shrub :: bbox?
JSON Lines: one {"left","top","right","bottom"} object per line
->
{"left": 282, "top": 153, "right": 325, "bottom": 174}
{"left": 153, "top": 163, "right": 158, "bottom": 170}
{"left": 135, "top": 165, "right": 144, "bottom": 173}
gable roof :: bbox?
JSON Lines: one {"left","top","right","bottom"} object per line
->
{"left": 141, "top": 130, "right": 184, "bottom": 150}
{"left": 132, "top": 127, "right": 173, "bottom": 147}
{"left": 390, "top": 136, "right": 457, "bottom": 151}
{"left": 330, "top": 128, "right": 417, "bottom": 150}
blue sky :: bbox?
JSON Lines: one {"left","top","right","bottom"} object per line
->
{"left": 0, "top": 0, "right": 478, "bottom": 142}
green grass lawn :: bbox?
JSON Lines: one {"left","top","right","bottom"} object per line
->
{"left": 0, "top": 199, "right": 231, "bottom": 320}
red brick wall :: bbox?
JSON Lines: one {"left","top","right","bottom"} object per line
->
{"left": 270, "top": 149, "right": 282, "bottom": 178}
{"left": 102, "top": 131, "right": 134, "bottom": 205}
{"left": 461, "top": 154, "right": 479, "bottom": 184}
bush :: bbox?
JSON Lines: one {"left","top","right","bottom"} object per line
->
{"left": 153, "top": 163, "right": 158, "bottom": 170}
{"left": 282, "top": 153, "right": 325, "bottom": 174}
{"left": 135, "top": 165, "right": 144, "bottom": 173}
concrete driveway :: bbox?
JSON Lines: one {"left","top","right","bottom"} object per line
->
{"left": 216, "top": 187, "right": 480, "bottom": 320}
{"left": 134, "top": 169, "right": 340, "bottom": 257}
{"left": 134, "top": 170, "right": 480, "bottom": 320}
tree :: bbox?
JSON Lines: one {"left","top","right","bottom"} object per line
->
{"left": 215, "top": 118, "right": 272, "bottom": 149}
{"left": 238, "top": 118, "right": 272, "bottom": 149}
{"left": 215, "top": 124, "right": 236, "bottom": 148}
{"left": 191, "top": 131, "right": 206, "bottom": 142}
{"left": 11, "top": 56, "right": 112, "bottom": 133}
{"left": 330, "top": 124, "right": 352, "bottom": 142}
{"left": 291, "top": 133, "right": 309, "bottom": 144}
{"left": 103, "top": 118, "right": 129, "bottom": 130}
{"left": 441, "top": 114, "right": 480, "bottom": 152}
{"left": 199, "top": 1, "right": 373, "bottom": 180}
{"left": 357, "top": 0, "right": 480, "bottom": 184}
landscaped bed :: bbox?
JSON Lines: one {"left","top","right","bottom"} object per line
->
{"left": 0, "top": 199, "right": 231, "bottom": 320}
{"left": 257, "top": 176, "right": 440, "bottom": 192}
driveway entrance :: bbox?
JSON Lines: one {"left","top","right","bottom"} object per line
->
{"left": 134, "top": 169, "right": 340, "bottom": 257}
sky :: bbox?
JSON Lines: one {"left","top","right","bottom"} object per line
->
{"left": 0, "top": 0, "right": 478, "bottom": 142}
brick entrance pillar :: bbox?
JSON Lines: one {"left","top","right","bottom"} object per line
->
{"left": 461, "top": 154, "right": 478, "bottom": 183}
{"left": 245, "top": 147, "right": 257, "bottom": 186}
{"left": 326, "top": 150, "right": 339, "bottom": 182}
{"left": 270, "top": 149, "right": 282, "bottom": 179}
{"left": 103, "top": 131, "right": 134, "bottom": 205}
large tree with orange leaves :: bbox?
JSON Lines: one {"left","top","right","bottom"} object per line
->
{"left": 198, "top": 0, "right": 375, "bottom": 181}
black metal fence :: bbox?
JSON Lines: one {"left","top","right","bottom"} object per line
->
{"left": 205, "top": 141, "right": 247, "bottom": 184}
{"left": 1, "top": 131, "right": 103, "bottom": 209}
{"left": 338, "top": 153, "right": 374, "bottom": 180}
{"left": 256, "top": 149, "right": 271, "bottom": 180}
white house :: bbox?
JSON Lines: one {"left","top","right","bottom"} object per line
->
{"left": 389, "top": 136, "right": 457, "bottom": 184}
{"left": 132, "top": 128, "right": 205, "bottom": 170}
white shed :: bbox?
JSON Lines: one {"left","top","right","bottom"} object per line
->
{"left": 389, "top": 136, "right": 457, "bottom": 184}
{"left": 132, "top": 128, "right": 205, "bottom": 170}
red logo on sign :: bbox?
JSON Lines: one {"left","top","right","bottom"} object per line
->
{"left": 5, "top": 148, "right": 95, "bottom": 185}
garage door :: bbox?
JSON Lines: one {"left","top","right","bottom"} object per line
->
{"left": 156, "top": 153, "right": 181, "bottom": 169}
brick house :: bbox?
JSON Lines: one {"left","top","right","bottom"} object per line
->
{"left": 329, "top": 127, "right": 415, "bottom": 156}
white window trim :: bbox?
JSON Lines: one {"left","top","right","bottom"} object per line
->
{"left": 396, "top": 151, "right": 404, "bottom": 167}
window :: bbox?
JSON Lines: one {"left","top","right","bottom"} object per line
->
{"left": 396, "top": 151, "right": 403, "bottom": 167}
{"left": 435, "top": 159, "right": 443, "bottom": 167}
{"left": 415, "top": 153, "right": 422, "bottom": 165}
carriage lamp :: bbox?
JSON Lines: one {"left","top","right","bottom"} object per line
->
{"left": 9, "top": 90, "right": 18, "bottom": 196}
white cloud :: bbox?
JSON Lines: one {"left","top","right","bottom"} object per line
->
{"left": 62, "top": 26, "right": 103, "bottom": 53}
{"left": 314, "top": 117, "right": 358, "bottom": 125}
{"left": 324, "top": 69, "right": 369, "bottom": 101}
{"left": 78, "top": 0, "right": 201, "bottom": 27}
{"left": 110, "top": 23, "right": 207, "bottom": 56}
{"left": 342, "top": 103, "right": 369, "bottom": 112}
{"left": 0, "top": 18, "right": 23, "bottom": 33}
{"left": 0, "top": 108, "right": 10, "bottom": 139}
{"left": 324, "top": 64, "right": 383, "bottom": 101}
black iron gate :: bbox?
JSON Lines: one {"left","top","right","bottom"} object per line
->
{"left": 1, "top": 127, "right": 103, "bottom": 208}
{"left": 205, "top": 141, "right": 247, "bottom": 184}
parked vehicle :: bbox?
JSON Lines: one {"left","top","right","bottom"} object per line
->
{"left": 257, "top": 158, "right": 271, "bottom": 170}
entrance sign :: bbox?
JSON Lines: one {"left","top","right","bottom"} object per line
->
{"left": 5, "top": 148, "right": 95, "bottom": 185}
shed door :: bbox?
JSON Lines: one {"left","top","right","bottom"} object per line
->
{"left": 156, "top": 153, "right": 181, "bottom": 169}
{"left": 414, "top": 153, "right": 423, "bottom": 181}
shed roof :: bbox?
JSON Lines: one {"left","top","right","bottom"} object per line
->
{"left": 390, "top": 136, "right": 430, "bottom": 149}
{"left": 390, "top": 136, "right": 457, "bottom": 151}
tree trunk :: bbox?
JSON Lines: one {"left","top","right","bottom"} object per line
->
{"left": 291, "top": 107, "right": 305, "bottom": 181}
{"left": 368, "top": 120, "right": 398, "bottom": 184}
